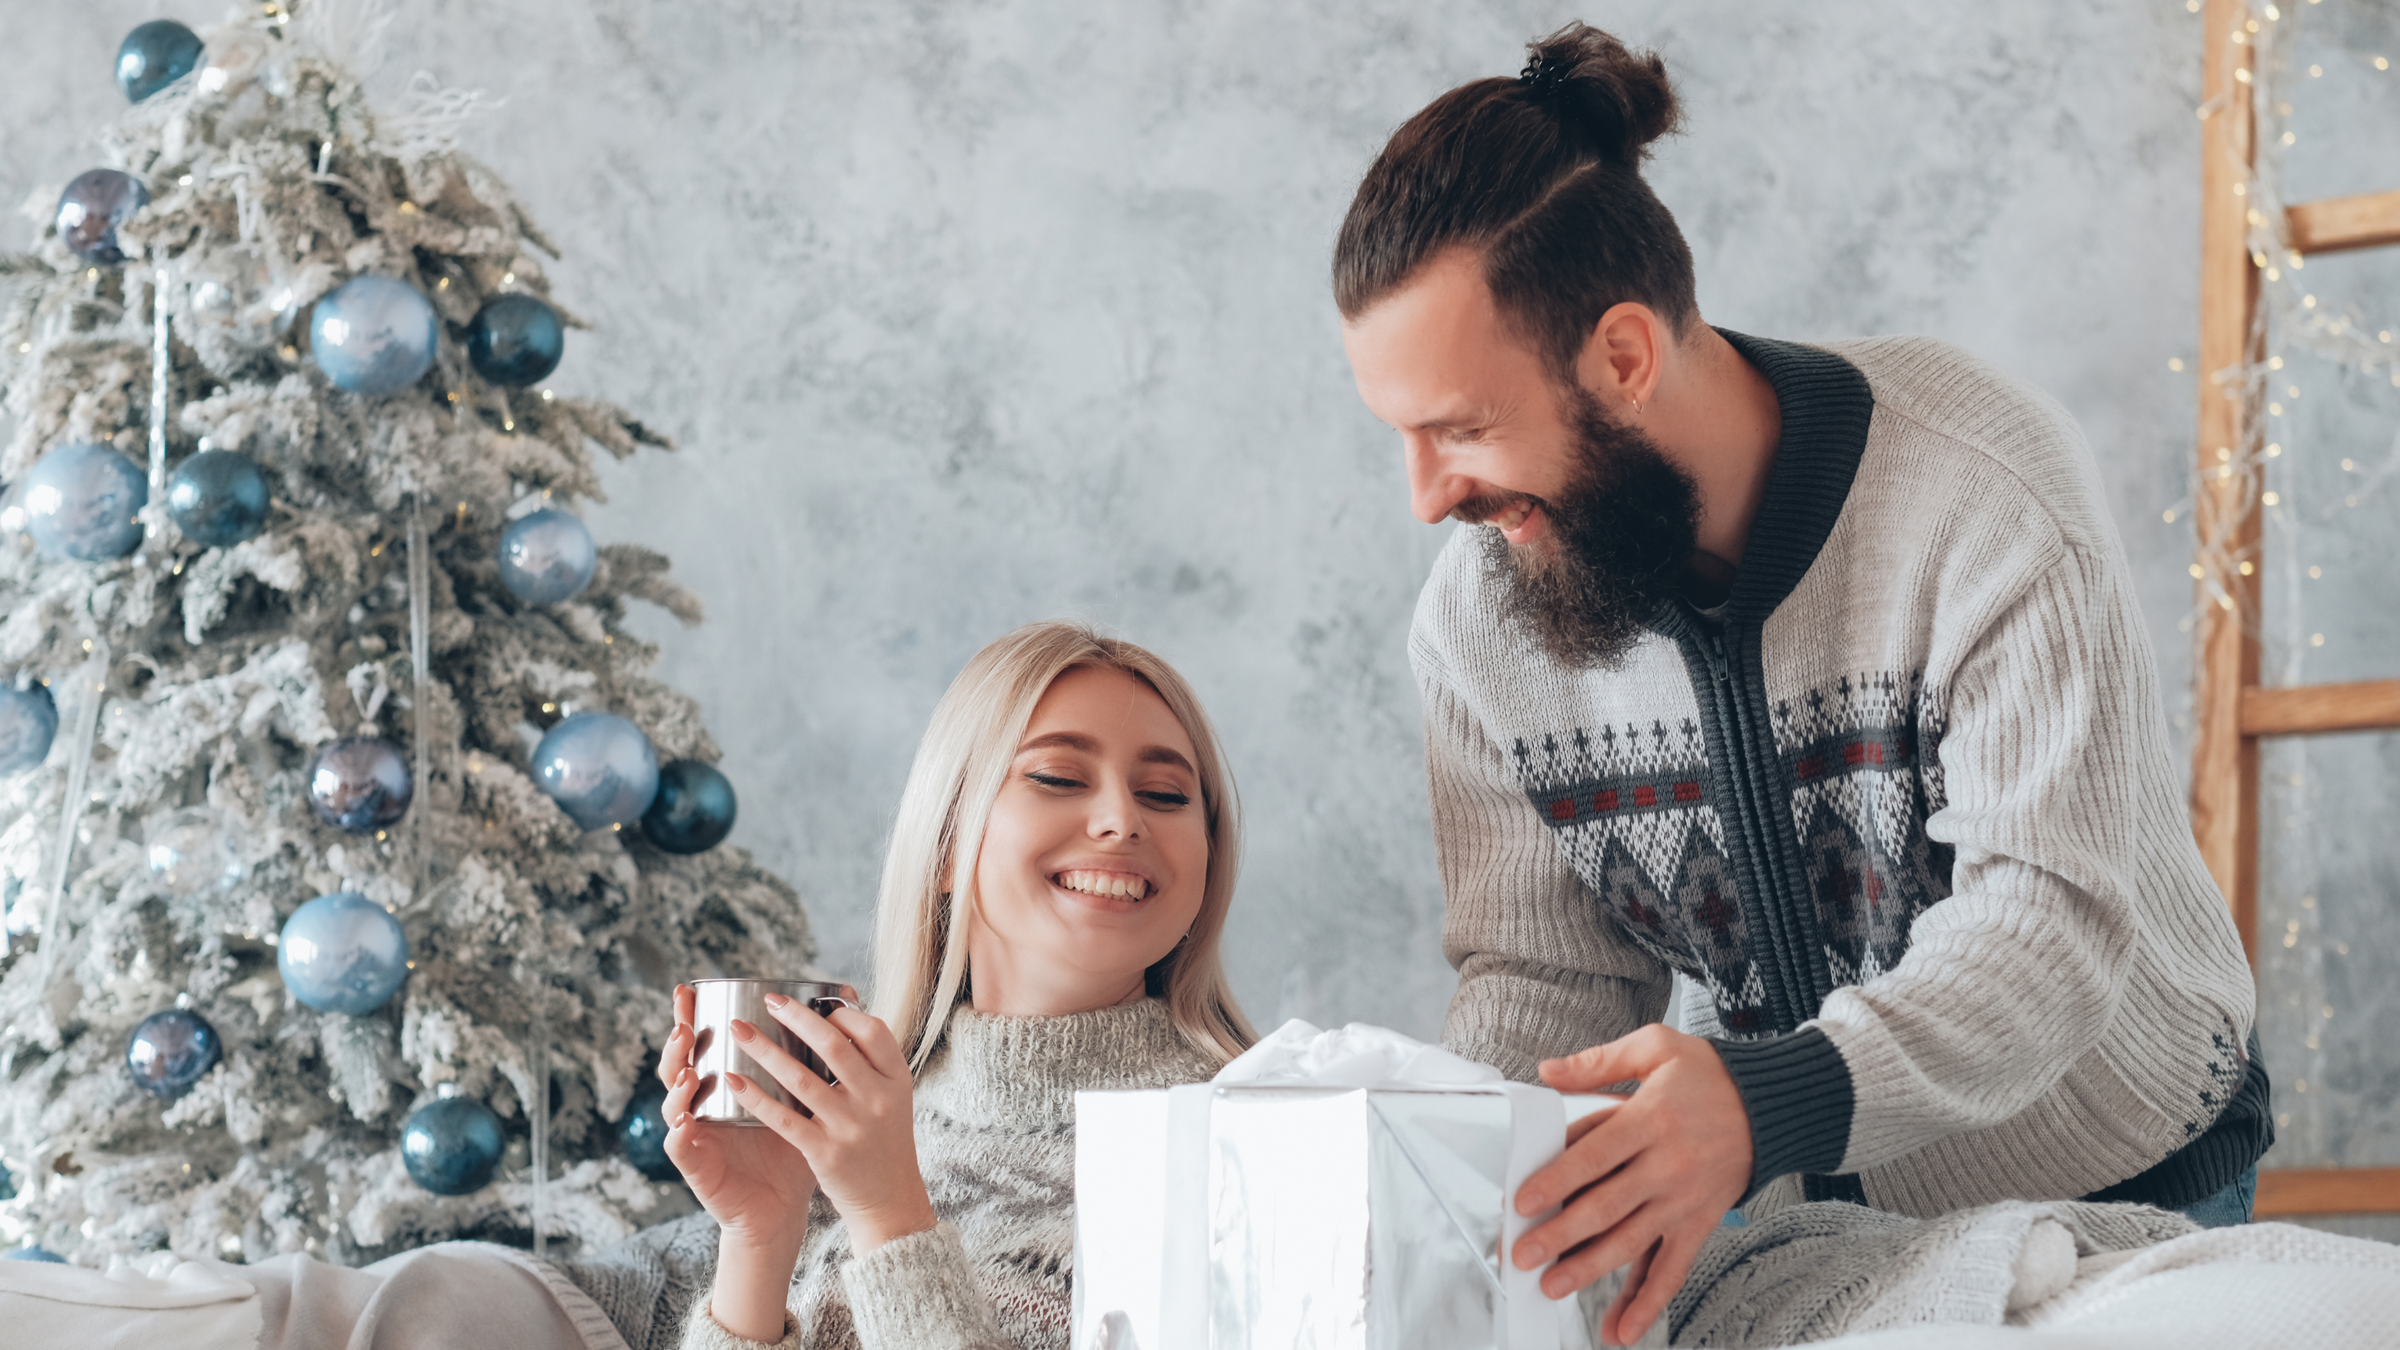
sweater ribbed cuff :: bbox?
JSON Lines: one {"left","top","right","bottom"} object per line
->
{"left": 840, "top": 1220, "right": 1008, "bottom": 1350}
{"left": 1710, "top": 1027, "right": 1854, "bottom": 1194}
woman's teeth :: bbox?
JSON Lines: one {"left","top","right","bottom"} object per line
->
{"left": 1055, "top": 870, "right": 1150, "bottom": 900}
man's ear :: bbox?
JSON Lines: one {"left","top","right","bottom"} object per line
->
{"left": 1575, "top": 302, "right": 1669, "bottom": 413}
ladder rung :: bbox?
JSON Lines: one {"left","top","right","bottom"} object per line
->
{"left": 2255, "top": 1166, "right": 2400, "bottom": 1216}
{"left": 2241, "top": 678, "right": 2400, "bottom": 737}
{"left": 2287, "top": 188, "right": 2400, "bottom": 255}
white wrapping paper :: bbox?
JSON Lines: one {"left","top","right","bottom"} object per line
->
{"left": 1073, "top": 1020, "right": 1615, "bottom": 1350}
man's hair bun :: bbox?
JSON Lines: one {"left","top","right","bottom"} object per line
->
{"left": 1518, "top": 22, "right": 1682, "bottom": 167}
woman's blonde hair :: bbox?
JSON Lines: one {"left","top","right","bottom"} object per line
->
{"left": 869, "top": 620, "right": 1254, "bottom": 1071}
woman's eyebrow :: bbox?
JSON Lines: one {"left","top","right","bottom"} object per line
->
{"left": 1017, "top": 731, "right": 1193, "bottom": 776}
{"left": 1018, "top": 731, "right": 1100, "bottom": 755}
{"left": 1136, "top": 746, "right": 1195, "bottom": 774}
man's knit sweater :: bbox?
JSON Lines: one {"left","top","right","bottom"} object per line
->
{"left": 1417, "top": 331, "right": 2269, "bottom": 1218}
{"left": 603, "top": 999, "right": 1216, "bottom": 1350}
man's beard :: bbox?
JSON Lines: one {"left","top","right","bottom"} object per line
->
{"left": 1472, "top": 386, "right": 1703, "bottom": 670}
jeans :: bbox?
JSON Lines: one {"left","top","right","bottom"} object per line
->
{"left": 2174, "top": 1166, "right": 2258, "bottom": 1228}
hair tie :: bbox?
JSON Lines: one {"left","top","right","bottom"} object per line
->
{"left": 1520, "top": 53, "right": 1573, "bottom": 100}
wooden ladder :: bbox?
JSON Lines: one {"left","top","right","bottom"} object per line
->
{"left": 2192, "top": 0, "right": 2400, "bottom": 1219}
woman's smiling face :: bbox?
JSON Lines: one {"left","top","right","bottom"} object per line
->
{"left": 966, "top": 664, "right": 1211, "bottom": 1012}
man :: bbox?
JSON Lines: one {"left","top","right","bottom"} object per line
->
{"left": 1334, "top": 23, "right": 2269, "bottom": 1346}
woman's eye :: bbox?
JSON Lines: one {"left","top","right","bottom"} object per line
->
{"left": 1026, "top": 771, "right": 1084, "bottom": 790}
{"left": 1137, "top": 790, "right": 1190, "bottom": 809}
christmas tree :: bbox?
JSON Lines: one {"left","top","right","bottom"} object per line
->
{"left": 0, "top": 4, "right": 812, "bottom": 1265}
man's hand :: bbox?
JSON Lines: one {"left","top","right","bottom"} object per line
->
{"left": 1512, "top": 1025, "right": 1755, "bottom": 1346}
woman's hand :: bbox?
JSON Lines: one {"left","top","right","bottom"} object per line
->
{"left": 658, "top": 984, "right": 819, "bottom": 1254}
{"left": 725, "top": 988, "right": 937, "bottom": 1254}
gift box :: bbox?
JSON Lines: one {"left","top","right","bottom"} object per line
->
{"left": 1073, "top": 1020, "right": 1615, "bottom": 1350}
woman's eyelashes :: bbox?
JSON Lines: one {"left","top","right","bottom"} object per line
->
{"left": 1020, "top": 768, "right": 1191, "bottom": 809}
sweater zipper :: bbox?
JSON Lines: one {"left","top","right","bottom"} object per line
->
{"left": 1690, "top": 620, "right": 1814, "bottom": 1033}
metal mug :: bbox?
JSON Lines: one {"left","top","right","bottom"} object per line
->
{"left": 687, "top": 978, "right": 856, "bottom": 1125}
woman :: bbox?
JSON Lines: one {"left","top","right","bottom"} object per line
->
{"left": 657, "top": 620, "right": 1253, "bottom": 1350}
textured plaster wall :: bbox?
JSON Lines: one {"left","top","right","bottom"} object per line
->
{"left": 5, "top": 2, "right": 2395, "bottom": 1229}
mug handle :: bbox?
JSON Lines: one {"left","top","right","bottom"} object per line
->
{"left": 808, "top": 995, "right": 863, "bottom": 1086}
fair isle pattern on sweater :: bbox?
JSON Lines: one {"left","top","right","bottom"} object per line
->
{"left": 1520, "top": 670, "right": 1953, "bottom": 1038}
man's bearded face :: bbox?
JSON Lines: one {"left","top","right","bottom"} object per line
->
{"left": 1470, "top": 384, "right": 1703, "bottom": 669}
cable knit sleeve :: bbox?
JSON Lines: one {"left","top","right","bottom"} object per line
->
{"left": 1416, "top": 621, "right": 1673, "bottom": 1083}
{"left": 840, "top": 1222, "right": 1015, "bottom": 1350}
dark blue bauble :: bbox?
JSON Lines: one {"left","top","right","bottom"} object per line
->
{"left": 307, "top": 734, "right": 413, "bottom": 833}
{"left": 497, "top": 508, "right": 596, "bottom": 605}
{"left": 116, "top": 20, "right": 204, "bottom": 103}
{"left": 126, "top": 1008, "right": 222, "bottom": 1100}
{"left": 0, "top": 1158, "right": 14, "bottom": 1201}
{"left": 641, "top": 760, "right": 737, "bottom": 855}
{"left": 402, "top": 1095, "right": 506, "bottom": 1195}
{"left": 165, "top": 448, "right": 269, "bottom": 547}
{"left": 23, "top": 441, "right": 147, "bottom": 561}
{"left": 278, "top": 891, "right": 409, "bottom": 1016}
{"left": 3, "top": 1246, "right": 66, "bottom": 1262}
{"left": 310, "top": 276, "right": 437, "bottom": 396}
{"left": 533, "top": 712, "right": 659, "bottom": 831}
{"left": 466, "top": 295, "right": 564, "bottom": 387}
{"left": 0, "top": 684, "right": 58, "bottom": 777}
{"left": 55, "top": 170, "right": 150, "bottom": 266}
{"left": 619, "top": 1082, "right": 679, "bottom": 1181}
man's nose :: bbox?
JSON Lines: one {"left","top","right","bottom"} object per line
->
{"left": 1405, "top": 435, "right": 1473, "bottom": 525}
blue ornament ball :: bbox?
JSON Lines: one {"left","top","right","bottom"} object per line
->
{"left": 497, "top": 508, "right": 596, "bottom": 605}
{"left": 533, "top": 712, "right": 659, "bottom": 831}
{"left": 402, "top": 1094, "right": 506, "bottom": 1195}
{"left": 23, "top": 441, "right": 147, "bottom": 561}
{"left": 166, "top": 448, "right": 269, "bottom": 548}
{"left": 55, "top": 169, "right": 149, "bottom": 266}
{"left": 278, "top": 891, "right": 410, "bottom": 1016}
{"left": 116, "top": 20, "right": 204, "bottom": 103}
{"left": 620, "top": 1082, "right": 680, "bottom": 1181}
{"left": 0, "top": 684, "right": 58, "bottom": 777}
{"left": 3, "top": 1246, "right": 67, "bottom": 1263}
{"left": 642, "top": 759, "right": 737, "bottom": 855}
{"left": 310, "top": 276, "right": 438, "bottom": 396}
{"left": 307, "top": 734, "right": 413, "bottom": 833}
{"left": 467, "top": 295, "right": 565, "bottom": 387}
{"left": 126, "top": 1008, "right": 222, "bottom": 1100}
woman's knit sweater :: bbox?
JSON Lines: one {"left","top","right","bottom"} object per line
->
{"left": 677, "top": 998, "right": 1218, "bottom": 1350}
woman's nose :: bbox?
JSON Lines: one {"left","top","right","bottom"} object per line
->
{"left": 1087, "top": 778, "right": 1143, "bottom": 840}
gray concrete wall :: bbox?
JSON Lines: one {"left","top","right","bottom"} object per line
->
{"left": 6, "top": 1, "right": 2395, "bottom": 1227}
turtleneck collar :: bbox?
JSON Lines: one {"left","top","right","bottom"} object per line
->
{"left": 911, "top": 997, "right": 1220, "bottom": 1128}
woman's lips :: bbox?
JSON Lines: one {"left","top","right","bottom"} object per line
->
{"left": 1051, "top": 868, "right": 1154, "bottom": 902}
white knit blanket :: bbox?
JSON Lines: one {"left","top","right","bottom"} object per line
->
{"left": 1663, "top": 1200, "right": 2400, "bottom": 1349}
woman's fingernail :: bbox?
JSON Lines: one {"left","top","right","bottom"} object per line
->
{"left": 726, "top": 1073, "right": 750, "bottom": 1093}
{"left": 731, "top": 1019, "right": 755, "bottom": 1041}
{"left": 1517, "top": 1241, "right": 1546, "bottom": 1267}
{"left": 678, "top": 1066, "right": 694, "bottom": 1085}
{"left": 763, "top": 992, "right": 790, "bottom": 1009}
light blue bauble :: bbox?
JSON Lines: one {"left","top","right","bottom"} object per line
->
{"left": 3, "top": 1246, "right": 66, "bottom": 1263}
{"left": 23, "top": 442, "right": 147, "bottom": 561}
{"left": 310, "top": 276, "right": 437, "bottom": 396}
{"left": 277, "top": 891, "right": 410, "bottom": 1016}
{"left": 0, "top": 684, "right": 58, "bottom": 776}
{"left": 497, "top": 508, "right": 596, "bottom": 605}
{"left": 532, "top": 712, "right": 659, "bottom": 831}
